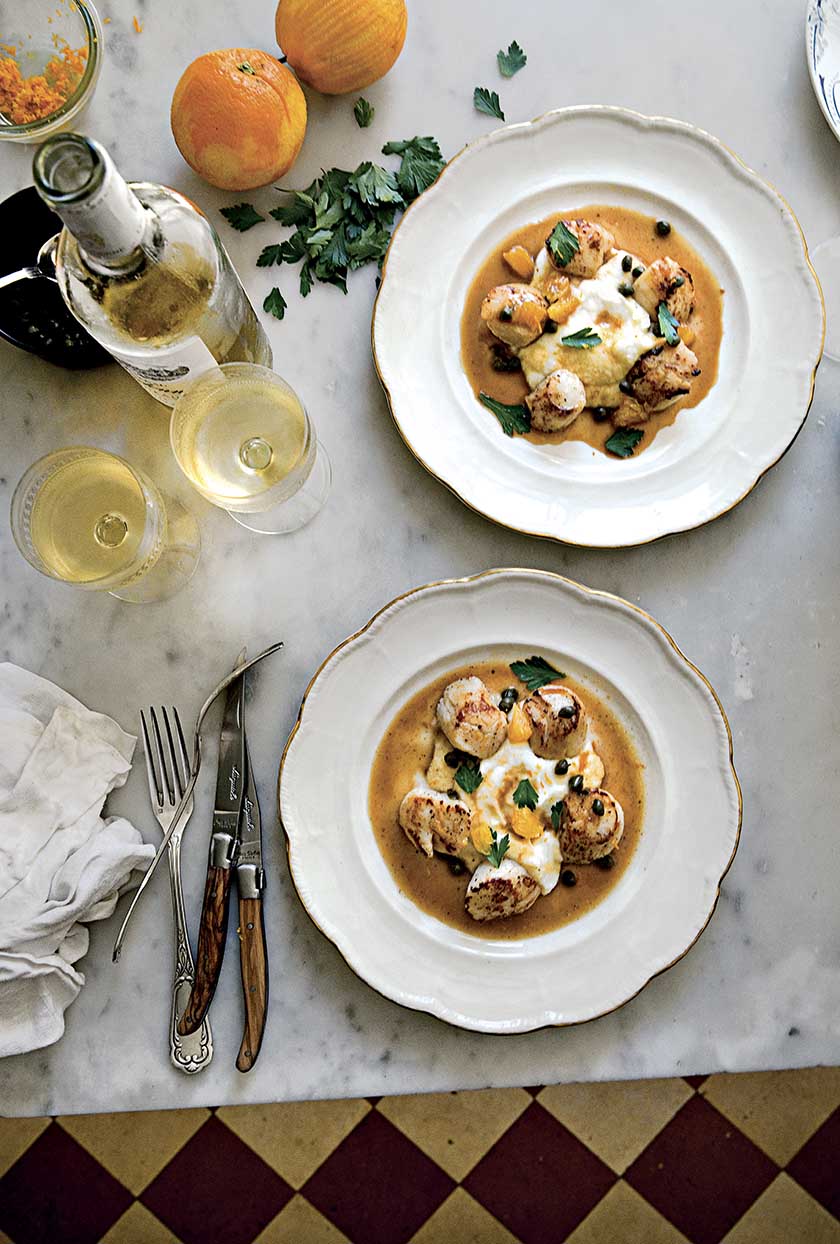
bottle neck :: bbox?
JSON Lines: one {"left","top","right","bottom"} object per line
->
{"left": 33, "top": 134, "right": 155, "bottom": 276}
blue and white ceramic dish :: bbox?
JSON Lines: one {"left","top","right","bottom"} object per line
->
{"left": 807, "top": 0, "right": 840, "bottom": 140}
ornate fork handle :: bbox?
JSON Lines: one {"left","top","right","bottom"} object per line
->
{"left": 167, "top": 827, "right": 213, "bottom": 1073}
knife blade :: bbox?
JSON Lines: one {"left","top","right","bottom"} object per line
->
{"left": 177, "top": 662, "right": 246, "bottom": 1036}
{"left": 235, "top": 739, "right": 268, "bottom": 1073}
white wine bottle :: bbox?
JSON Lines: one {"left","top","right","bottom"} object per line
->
{"left": 33, "top": 133, "right": 272, "bottom": 406}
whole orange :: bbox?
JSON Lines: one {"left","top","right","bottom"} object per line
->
{"left": 275, "top": 0, "right": 407, "bottom": 95}
{"left": 171, "top": 49, "right": 307, "bottom": 191}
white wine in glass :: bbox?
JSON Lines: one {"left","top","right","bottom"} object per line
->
{"left": 170, "top": 363, "right": 331, "bottom": 534}
{"left": 11, "top": 448, "right": 200, "bottom": 603}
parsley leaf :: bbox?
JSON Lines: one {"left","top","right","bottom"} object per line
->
{"left": 478, "top": 391, "right": 531, "bottom": 436}
{"left": 354, "top": 97, "right": 374, "bottom": 128}
{"left": 256, "top": 243, "right": 285, "bottom": 267}
{"left": 561, "top": 326, "right": 602, "bottom": 349}
{"left": 474, "top": 86, "right": 505, "bottom": 120}
{"left": 546, "top": 220, "right": 580, "bottom": 267}
{"left": 657, "top": 301, "right": 681, "bottom": 346}
{"left": 510, "top": 655, "right": 566, "bottom": 691}
{"left": 550, "top": 800, "right": 564, "bottom": 830}
{"left": 513, "top": 778, "right": 538, "bottom": 811}
{"left": 497, "top": 40, "right": 527, "bottom": 77}
{"left": 605, "top": 427, "right": 644, "bottom": 458}
{"left": 382, "top": 136, "right": 446, "bottom": 202}
{"left": 262, "top": 287, "right": 287, "bottom": 320}
{"left": 455, "top": 759, "right": 483, "bottom": 794}
{"left": 352, "top": 161, "right": 403, "bottom": 206}
{"left": 487, "top": 829, "right": 510, "bottom": 869}
{"left": 220, "top": 202, "right": 265, "bottom": 232}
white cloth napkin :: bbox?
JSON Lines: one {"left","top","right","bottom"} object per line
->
{"left": 0, "top": 663, "right": 153, "bottom": 1058}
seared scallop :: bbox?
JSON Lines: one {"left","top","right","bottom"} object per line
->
{"left": 547, "top": 219, "right": 615, "bottom": 278}
{"left": 626, "top": 341, "right": 700, "bottom": 411}
{"left": 523, "top": 684, "right": 588, "bottom": 759}
{"left": 556, "top": 788, "right": 624, "bottom": 863}
{"left": 436, "top": 677, "right": 508, "bottom": 760}
{"left": 612, "top": 395, "right": 649, "bottom": 427}
{"left": 480, "top": 283, "right": 548, "bottom": 349}
{"left": 633, "top": 257, "right": 695, "bottom": 322}
{"left": 525, "top": 368, "right": 587, "bottom": 432}
{"left": 464, "top": 857, "right": 541, "bottom": 921}
{"left": 399, "top": 788, "right": 472, "bottom": 858}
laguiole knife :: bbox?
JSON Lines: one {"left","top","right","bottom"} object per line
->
{"left": 235, "top": 739, "right": 268, "bottom": 1072}
{"left": 178, "top": 665, "right": 246, "bottom": 1036}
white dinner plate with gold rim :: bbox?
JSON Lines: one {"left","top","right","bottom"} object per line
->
{"left": 372, "top": 106, "right": 824, "bottom": 548}
{"left": 278, "top": 569, "right": 742, "bottom": 1033}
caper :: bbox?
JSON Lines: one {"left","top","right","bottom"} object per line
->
{"left": 499, "top": 687, "right": 519, "bottom": 713}
{"left": 561, "top": 869, "right": 577, "bottom": 887}
{"left": 632, "top": 266, "right": 644, "bottom": 278}
{"left": 570, "top": 774, "right": 584, "bottom": 792}
{"left": 595, "top": 853, "right": 616, "bottom": 870}
{"left": 543, "top": 320, "right": 558, "bottom": 333}
{"left": 618, "top": 282, "right": 634, "bottom": 297}
{"left": 447, "top": 857, "right": 466, "bottom": 876}
{"left": 592, "top": 797, "right": 605, "bottom": 816}
{"left": 558, "top": 705, "right": 576, "bottom": 719}
{"left": 444, "top": 750, "right": 460, "bottom": 768}
{"left": 673, "top": 275, "right": 685, "bottom": 288}
{"left": 621, "top": 254, "right": 633, "bottom": 272}
{"left": 498, "top": 306, "right": 513, "bottom": 322}
{"left": 655, "top": 219, "right": 671, "bottom": 236}
{"left": 447, "top": 788, "right": 458, "bottom": 800}
{"left": 592, "top": 406, "right": 611, "bottom": 423}
{"left": 554, "top": 759, "right": 569, "bottom": 775}
{"left": 619, "top": 379, "right": 634, "bottom": 396}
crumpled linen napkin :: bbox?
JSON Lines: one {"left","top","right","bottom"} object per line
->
{"left": 0, "top": 663, "right": 154, "bottom": 1057}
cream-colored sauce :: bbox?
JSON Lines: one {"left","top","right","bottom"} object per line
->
{"left": 368, "top": 660, "right": 645, "bottom": 940}
{"left": 461, "top": 205, "right": 724, "bottom": 456}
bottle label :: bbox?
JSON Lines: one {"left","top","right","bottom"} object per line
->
{"left": 108, "top": 337, "right": 218, "bottom": 407}
{"left": 59, "top": 156, "right": 148, "bottom": 267}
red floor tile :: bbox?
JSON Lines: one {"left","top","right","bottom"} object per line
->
{"left": 303, "top": 1109, "right": 453, "bottom": 1244}
{"left": 463, "top": 1100, "right": 616, "bottom": 1244}
{"left": 624, "top": 1095, "right": 777, "bottom": 1244}
{"left": 786, "top": 1103, "right": 840, "bottom": 1220}
{"left": 0, "top": 1122, "right": 132, "bottom": 1244}
{"left": 141, "top": 1115, "right": 292, "bottom": 1244}
{"left": 684, "top": 1075, "right": 708, "bottom": 1090}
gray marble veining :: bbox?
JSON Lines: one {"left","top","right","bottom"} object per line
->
{"left": 1, "top": 0, "right": 839, "bottom": 1116}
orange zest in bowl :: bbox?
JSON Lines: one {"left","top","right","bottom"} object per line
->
{"left": 0, "top": 39, "right": 87, "bottom": 125}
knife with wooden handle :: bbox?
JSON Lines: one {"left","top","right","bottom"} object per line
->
{"left": 177, "top": 668, "right": 245, "bottom": 1037}
{"left": 235, "top": 740, "right": 268, "bottom": 1072}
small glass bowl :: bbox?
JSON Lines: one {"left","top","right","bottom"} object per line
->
{"left": 0, "top": 0, "right": 103, "bottom": 143}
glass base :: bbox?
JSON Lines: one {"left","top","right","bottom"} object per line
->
{"left": 228, "top": 440, "right": 332, "bottom": 535}
{"left": 811, "top": 237, "right": 840, "bottom": 361}
{"left": 109, "top": 494, "right": 201, "bottom": 602}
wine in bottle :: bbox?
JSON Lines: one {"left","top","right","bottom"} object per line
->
{"left": 33, "top": 133, "right": 272, "bottom": 406}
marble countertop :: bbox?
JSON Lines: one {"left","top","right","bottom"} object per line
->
{"left": 2, "top": 0, "right": 839, "bottom": 1117}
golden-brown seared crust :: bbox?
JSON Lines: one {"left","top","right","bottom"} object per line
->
{"left": 556, "top": 788, "right": 624, "bottom": 863}
{"left": 548, "top": 219, "right": 615, "bottom": 278}
{"left": 627, "top": 340, "right": 700, "bottom": 411}
{"left": 633, "top": 257, "right": 695, "bottom": 322}
{"left": 436, "top": 677, "right": 508, "bottom": 759}
{"left": 523, "top": 684, "right": 588, "bottom": 759}
{"left": 525, "top": 369, "right": 587, "bottom": 432}
{"left": 480, "top": 283, "right": 548, "bottom": 348}
{"left": 398, "top": 789, "right": 472, "bottom": 858}
{"left": 464, "top": 858, "right": 541, "bottom": 921}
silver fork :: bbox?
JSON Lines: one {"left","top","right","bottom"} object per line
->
{"left": 140, "top": 707, "right": 213, "bottom": 1074}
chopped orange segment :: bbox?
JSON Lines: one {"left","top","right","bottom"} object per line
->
{"left": 471, "top": 821, "right": 493, "bottom": 854}
{"left": 510, "top": 807, "right": 543, "bottom": 839}
{"left": 133, "top": 15, "right": 143, "bottom": 32}
{"left": 678, "top": 323, "right": 696, "bottom": 346}
{"left": 507, "top": 702, "right": 532, "bottom": 743}
{"left": 548, "top": 294, "right": 579, "bottom": 326}
{"left": 502, "top": 245, "right": 535, "bottom": 281}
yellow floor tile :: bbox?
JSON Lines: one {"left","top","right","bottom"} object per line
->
{"left": 58, "top": 1108, "right": 209, "bottom": 1195}
{"left": 378, "top": 1088, "right": 530, "bottom": 1181}
{"left": 538, "top": 1078, "right": 692, "bottom": 1173}
{"left": 410, "top": 1188, "right": 519, "bottom": 1244}
{"left": 217, "top": 1098, "right": 370, "bottom": 1189}
{"left": 723, "top": 1173, "right": 840, "bottom": 1244}
{"left": 99, "top": 1202, "right": 180, "bottom": 1244}
{"left": 566, "top": 1180, "right": 690, "bottom": 1244}
{"left": 255, "top": 1195, "right": 350, "bottom": 1244}
{"left": 0, "top": 1116, "right": 49, "bottom": 1178}
{"left": 702, "top": 1067, "right": 840, "bottom": 1165}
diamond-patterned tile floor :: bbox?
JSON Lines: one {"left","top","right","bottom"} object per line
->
{"left": 1, "top": 1069, "right": 839, "bottom": 1243}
